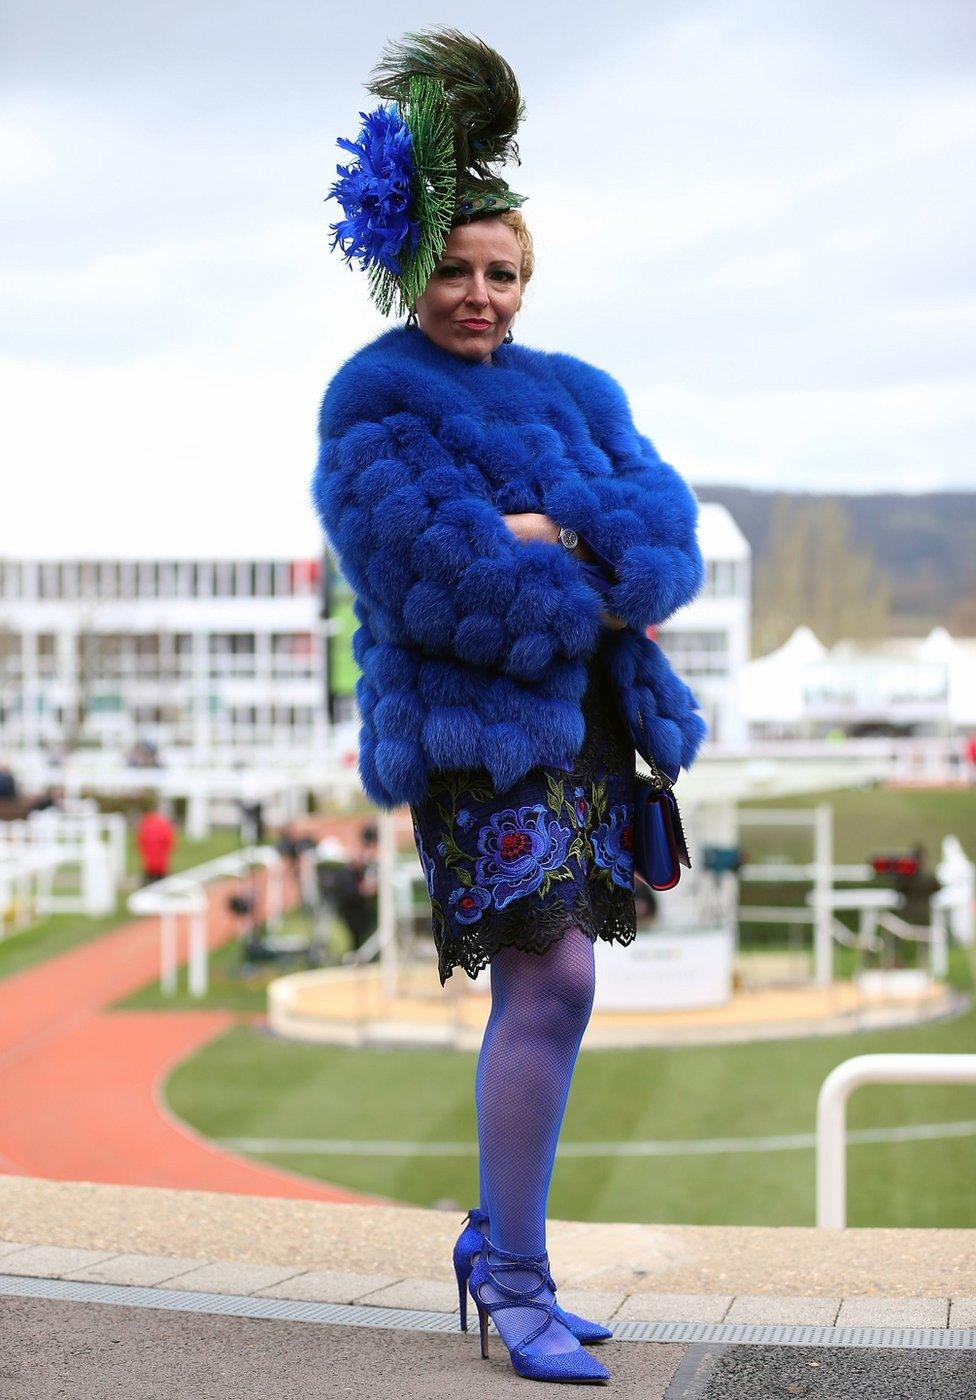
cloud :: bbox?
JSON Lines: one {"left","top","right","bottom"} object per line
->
{"left": 1, "top": 0, "right": 974, "bottom": 562}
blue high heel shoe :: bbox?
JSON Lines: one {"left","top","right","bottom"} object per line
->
{"left": 467, "top": 1231, "right": 611, "bottom": 1383}
{"left": 453, "top": 1207, "right": 613, "bottom": 1344}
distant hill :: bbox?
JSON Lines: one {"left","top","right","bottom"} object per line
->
{"left": 693, "top": 486, "right": 976, "bottom": 637}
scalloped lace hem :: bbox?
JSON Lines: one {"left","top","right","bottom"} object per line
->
{"left": 434, "top": 883, "right": 637, "bottom": 986}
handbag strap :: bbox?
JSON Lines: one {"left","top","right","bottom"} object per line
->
{"left": 642, "top": 754, "right": 675, "bottom": 790}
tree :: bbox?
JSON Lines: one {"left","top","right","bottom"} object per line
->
{"left": 753, "top": 496, "right": 891, "bottom": 656}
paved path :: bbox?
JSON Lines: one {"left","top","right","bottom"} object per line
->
{"left": 2, "top": 1292, "right": 974, "bottom": 1400}
{"left": 1, "top": 1296, "right": 685, "bottom": 1400}
{"left": 3, "top": 1182, "right": 974, "bottom": 1397}
{"left": 0, "top": 837, "right": 390, "bottom": 1204}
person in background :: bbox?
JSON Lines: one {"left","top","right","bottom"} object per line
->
{"left": 895, "top": 844, "right": 942, "bottom": 931}
{"left": 27, "top": 784, "right": 65, "bottom": 815}
{"left": 964, "top": 733, "right": 976, "bottom": 785}
{"left": 334, "top": 823, "right": 379, "bottom": 954}
{"left": 276, "top": 820, "right": 319, "bottom": 910}
{"left": 239, "top": 798, "right": 265, "bottom": 847}
{"left": 135, "top": 805, "right": 176, "bottom": 885}
{"left": 634, "top": 884, "right": 658, "bottom": 925}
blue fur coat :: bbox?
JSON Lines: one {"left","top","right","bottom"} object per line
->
{"left": 312, "top": 325, "right": 708, "bottom": 811}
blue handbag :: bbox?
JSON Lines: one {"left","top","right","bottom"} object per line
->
{"left": 631, "top": 734, "right": 691, "bottom": 891}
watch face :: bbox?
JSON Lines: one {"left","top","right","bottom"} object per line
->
{"left": 560, "top": 528, "right": 579, "bottom": 549}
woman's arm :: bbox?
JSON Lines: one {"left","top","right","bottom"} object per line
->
{"left": 541, "top": 356, "right": 706, "bottom": 633}
{"left": 313, "top": 361, "right": 606, "bottom": 680}
{"left": 501, "top": 512, "right": 629, "bottom": 629}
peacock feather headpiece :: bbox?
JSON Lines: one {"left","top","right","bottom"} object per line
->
{"left": 325, "top": 27, "right": 528, "bottom": 317}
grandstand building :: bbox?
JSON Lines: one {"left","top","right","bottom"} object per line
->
{"left": 0, "top": 503, "right": 750, "bottom": 761}
{"left": 0, "top": 555, "right": 326, "bottom": 757}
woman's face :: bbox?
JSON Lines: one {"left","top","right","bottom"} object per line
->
{"left": 414, "top": 217, "right": 523, "bottom": 364}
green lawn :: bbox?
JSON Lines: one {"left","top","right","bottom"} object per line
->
{"left": 161, "top": 784, "right": 976, "bottom": 1228}
{"left": 0, "top": 827, "right": 243, "bottom": 982}
{"left": 166, "top": 989, "right": 976, "bottom": 1229}
{"left": 737, "top": 784, "right": 976, "bottom": 865}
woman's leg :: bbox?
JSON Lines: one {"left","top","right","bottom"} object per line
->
{"left": 475, "top": 974, "right": 502, "bottom": 1220}
{"left": 474, "top": 924, "right": 596, "bottom": 1356}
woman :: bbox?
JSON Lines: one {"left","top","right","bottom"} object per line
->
{"left": 313, "top": 28, "right": 707, "bottom": 1385}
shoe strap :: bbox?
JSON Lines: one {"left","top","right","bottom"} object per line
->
{"left": 478, "top": 1235, "right": 553, "bottom": 1297}
{"left": 473, "top": 1242, "right": 563, "bottom": 1353}
{"left": 472, "top": 1283, "right": 559, "bottom": 1356}
{"left": 481, "top": 1235, "right": 550, "bottom": 1269}
{"left": 469, "top": 1225, "right": 557, "bottom": 1293}
{"left": 480, "top": 1260, "right": 548, "bottom": 1301}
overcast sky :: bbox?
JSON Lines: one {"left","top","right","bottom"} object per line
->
{"left": 2, "top": 0, "right": 973, "bottom": 557}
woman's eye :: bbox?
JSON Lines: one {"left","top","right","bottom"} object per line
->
{"left": 435, "top": 266, "right": 516, "bottom": 281}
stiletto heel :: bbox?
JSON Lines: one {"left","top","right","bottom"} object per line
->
{"left": 452, "top": 1207, "right": 487, "bottom": 1332}
{"left": 458, "top": 1267, "right": 468, "bottom": 1332}
{"left": 467, "top": 1231, "right": 611, "bottom": 1383}
{"left": 477, "top": 1296, "right": 490, "bottom": 1358}
{"left": 452, "top": 1205, "right": 613, "bottom": 1343}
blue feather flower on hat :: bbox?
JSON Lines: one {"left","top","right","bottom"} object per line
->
{"left": 325, "top": 104, "right": 420, "bottom": 276}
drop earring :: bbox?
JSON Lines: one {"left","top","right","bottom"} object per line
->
{"left": 406, "top": 306, "right": 419, "bottom": 330}
{"left": 503, "top": 324, "right": 514, "bottom": 343}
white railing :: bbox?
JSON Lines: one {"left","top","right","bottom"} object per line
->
{"left": 695, "top": 736, "right": 971, "bottom": 789}
{"left": 0, "top": 808, "right": 125, "bottom": 928}
{"left": 127, "top": 845, "right": 285, "bottom": 997}
{"left": 737, "top": 810, "right": 973, "bottom": 985}
{"left": 816, "top": 1053, "right": 976, "bottom": 1227}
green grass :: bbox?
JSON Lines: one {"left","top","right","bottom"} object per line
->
{"left": 736, "top": 784, "right": 976, "bottom": 864}
{"left": 0, "top": 827, "right": 244, "bottom": 982}
{"left": 166, "top": 987, "right": 976, "bottom": 1228}
{"left": 9, "top": 784, "right": 957, "bottom": 1232}
{"left": 152, "top": 784, "right": 976, "bottom": 1226}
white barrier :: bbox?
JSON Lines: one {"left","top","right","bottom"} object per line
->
{"left": 0, "top": 809, "right": 125, "bottom": 925}
{"left": 737, "top": 804, "right": 837, "bottom": 985}
{"left": 816, "top": 1053, "right": 976, "bottom": 1227}
{"left": 739, "top": 812, "right": 974, "bottom": 986}
{"left": 0, "top": 847, "right": 69, "bottom": 936}
{"left": 127, "top": 846, "right": 283, "bottom": 997}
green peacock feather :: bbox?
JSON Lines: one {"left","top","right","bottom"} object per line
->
{"left": 366, "top": 25, "right": 526, "bottom": 182}
{"left": 345, "top": 27, "right": 528, "bottom": 316}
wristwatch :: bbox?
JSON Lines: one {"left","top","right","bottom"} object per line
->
{"left": 556, "top": 525, "right": 579, "bottom": 552}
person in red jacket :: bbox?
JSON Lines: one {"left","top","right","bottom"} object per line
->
{"left": 965, "top": 733, "right": 976, "bottom": 785}
{"left": 135, "top": 807, "right": 176, "bottom": 884}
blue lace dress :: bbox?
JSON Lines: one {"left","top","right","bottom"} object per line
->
{"left": 409, "top": 556, "right": 637, "bottom": 986}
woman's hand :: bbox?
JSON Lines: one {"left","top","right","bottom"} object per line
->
{"left": 500, "top": 512, "right": 559, "bottom": 545}
{"left": 501, "top": 512, "right": 599, "bottom": 560}
{"left": 501, "top": 513, "right": 628, "bottom": 630}
{"left": 599, "top": 609, "right": 628, "bottom": 630}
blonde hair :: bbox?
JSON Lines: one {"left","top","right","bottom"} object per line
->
{"left": 498, "top": 209, "right": 534, "bottom": 285}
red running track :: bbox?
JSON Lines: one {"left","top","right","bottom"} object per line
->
{"left": 0, "top": 861, "right": 393, "bottom": 1204}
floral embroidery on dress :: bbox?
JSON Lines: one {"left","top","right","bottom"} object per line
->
{"left": 410, "top": 637, "right": 639, "bottom": 985}
{"left": 590, "top": 799, "right": 635, "bottom": 889}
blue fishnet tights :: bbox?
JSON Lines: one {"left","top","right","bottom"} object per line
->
{"left": 474, "top": 925, "right": 596, "bottom": 1358}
